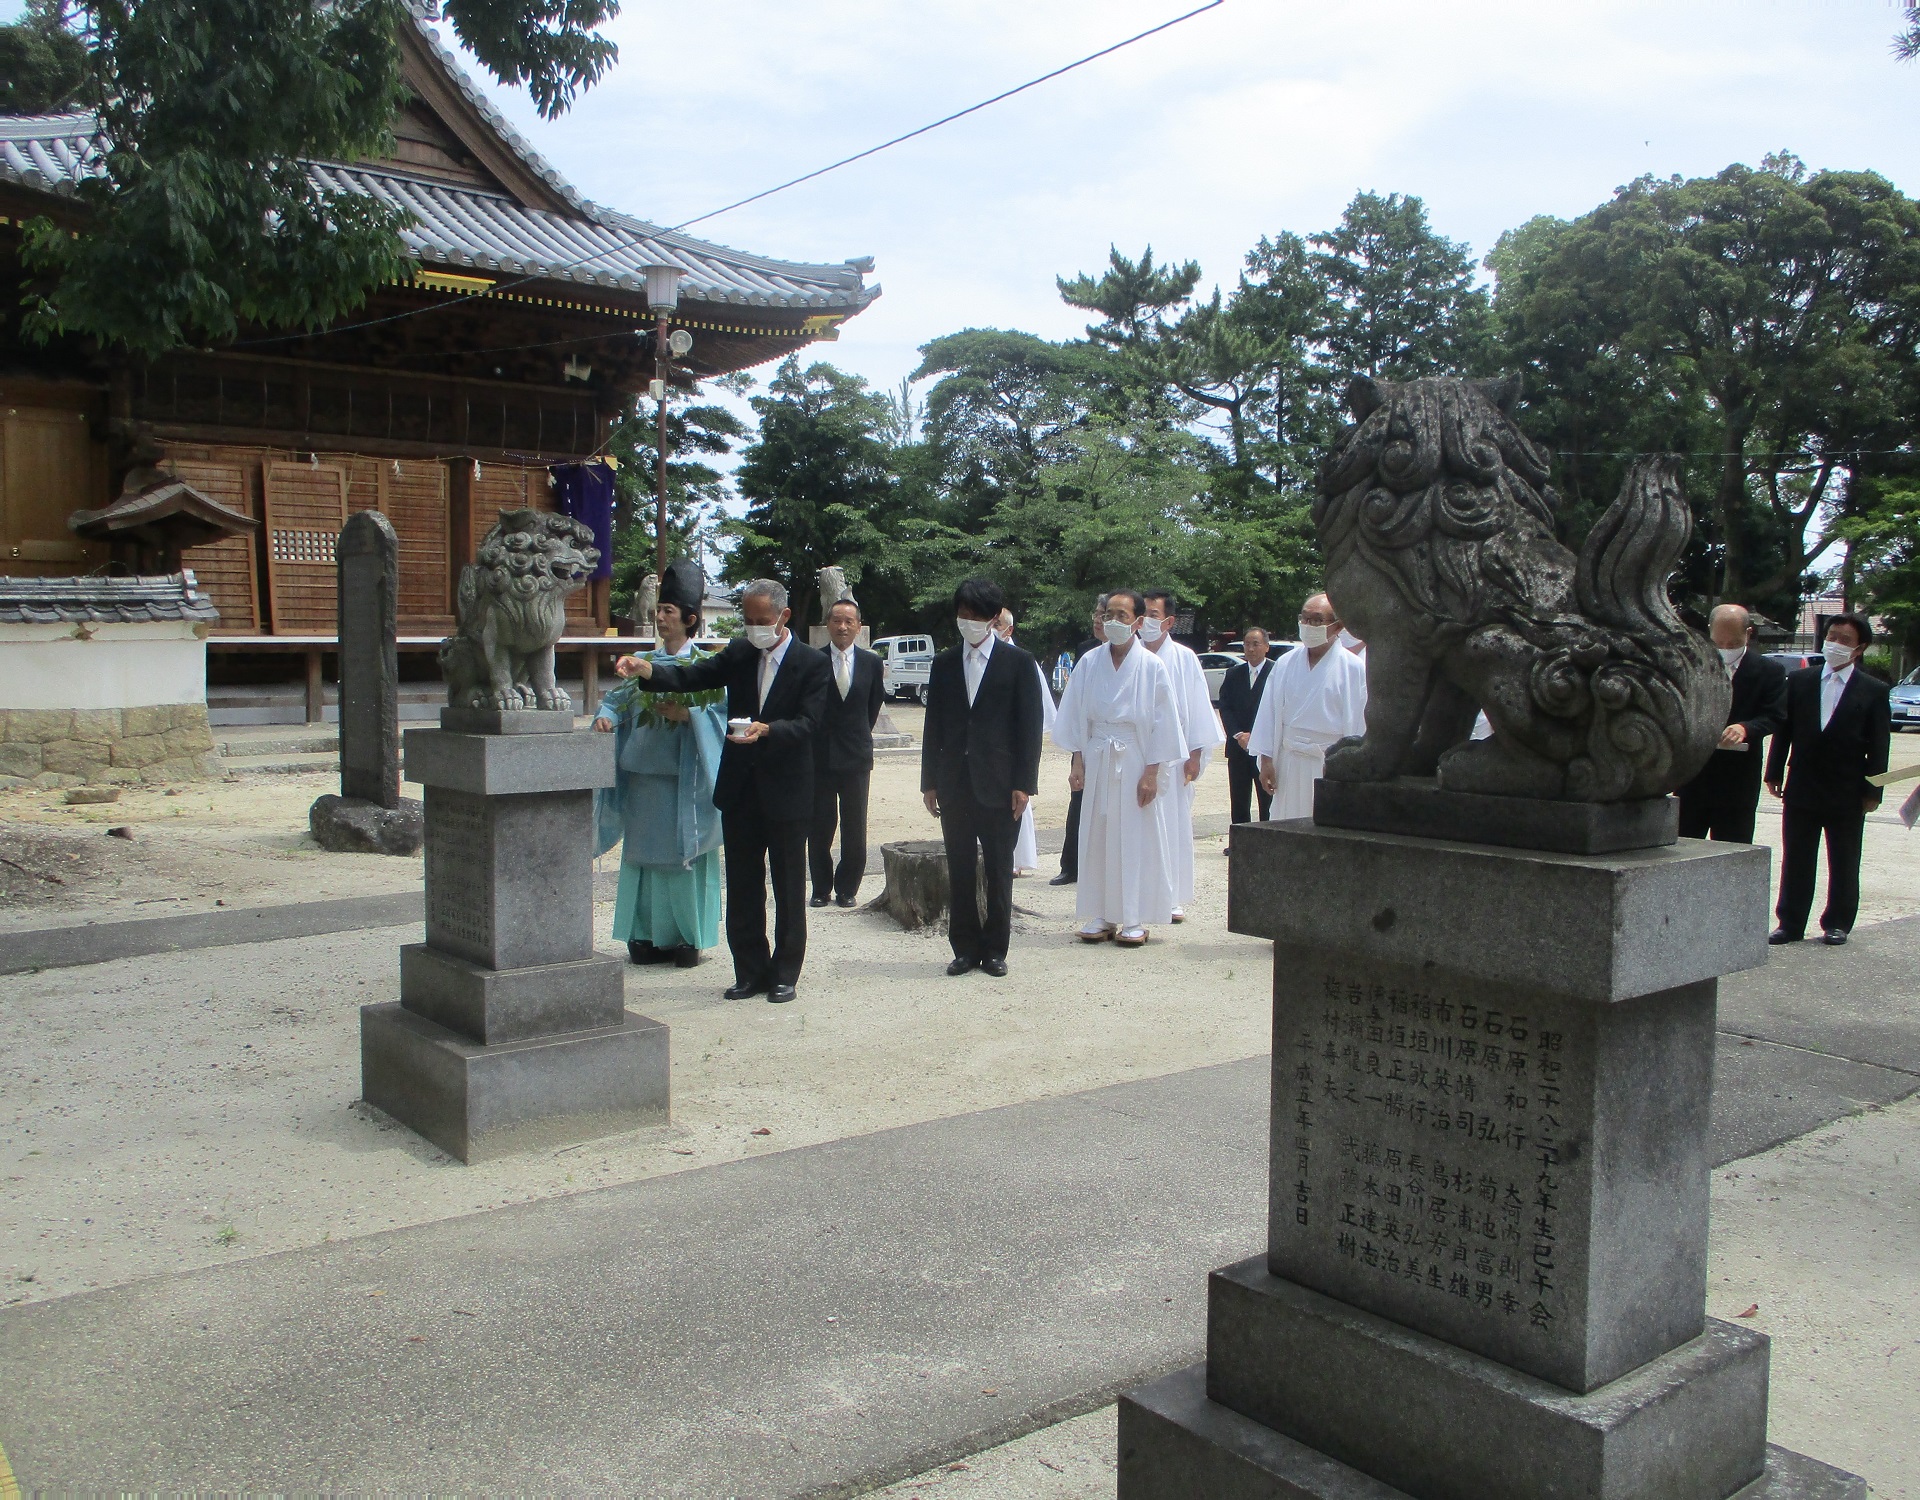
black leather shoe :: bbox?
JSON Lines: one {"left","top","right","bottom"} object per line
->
{"left": 724, "top": 979, "right": 766, "bottom": 1000}
{"left": 946, "top": 956, "right": 978, "bottom": 976}
{"left": 835, "top": 895, "right": 858, "bottom": 908}
{"left": 627, "top": 940, "right": 664, "bottom": 964}
{"left": 1821, "top": 929, "right": 1849, "bottom": 946}
{"left": 981, "top": 956, "right": 1008, "bottom": 978}
{"left": 1048, "top": 872, "right": 1076, "bottom": 886}
{"left": 1767, "top": 928, "right": 1804, "bottom": 945}
{"left": 808, "top": 895, "right": 830, "bottom": 908}
{"left": 767, "top": 984, "right": 797, "bottom": 1004}
{"left": 671, "top": 945, "right": 700, "bottom": 968}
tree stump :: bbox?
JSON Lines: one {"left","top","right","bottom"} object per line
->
{"left": 873, "top": 839, "right": 984, "bottom": 931}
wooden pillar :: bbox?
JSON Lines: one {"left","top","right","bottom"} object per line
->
{"left": 305, "top": 646, "right": 325, "bottom": 724}
{"left": 581, "top": 644, "right": 599, "bottom": 714}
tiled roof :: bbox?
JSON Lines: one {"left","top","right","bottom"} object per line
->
{"left": 0, "top": 20, "right": 880, "bottom": 314}
{"left": 0, "top": 573, "right": 221, "bottom": 625}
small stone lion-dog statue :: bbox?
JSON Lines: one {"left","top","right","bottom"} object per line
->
{"left": 440, "top": 508, "right": 599, "bottom": 712}
{"left": 1316, "top": 374, "right": 1728, "bottom": 802}
{"left": 817, "top": 563, "right": 853, "bottom": 623}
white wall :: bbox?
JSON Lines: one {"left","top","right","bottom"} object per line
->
{"left": 0, "top": 623, "right": 207, "bottom": 710}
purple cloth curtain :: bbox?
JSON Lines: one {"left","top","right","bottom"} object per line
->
{"left": 551, "top": 461, "right": 616, "bottom": 580}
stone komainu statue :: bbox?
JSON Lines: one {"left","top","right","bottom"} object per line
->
{"left": 1316, "top": 375, "right": 1728, "bottom": 802}
{"left": 817, "top": 564, "right": 853, "bottom": 622}
{"left": 440, "top": 508, "right": 599, "bottom": 712}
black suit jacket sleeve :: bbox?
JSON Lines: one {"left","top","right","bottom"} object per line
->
{"left": 1218, "top": 664, "right": 1253, "bottom": 739}
{"left": 636, "top": 636, "right": 746, "bottom": 694}
{"left": 1866, "top": 681, "right": 1893, "bottom": 800}
{"left": 1012, "top": 650, "right": 1044, "bottom": 797}
{"left": 920, "top": 650, "right": 954, "bottom": 794}
{"left": 1763, "top": 682, "right": 1792, "bottom": 787}
{"left": 864, "top": 649, "right": 885, "bottom": 730}
{"left": 1739, "top": 658, "right": 1789, "bottom": 747}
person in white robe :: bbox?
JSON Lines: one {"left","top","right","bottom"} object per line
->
{"left": 1249, "top": 592, "right": 1368, "bottom": 820}
{"left": 1052, "top": 590, "right": 1187, "bottom": 946}
{"left": 996, "top": 609, "right": 1057, "bottom": 875}
{"left": 1140, "top": 589, "right": 1224, "bottom": 919}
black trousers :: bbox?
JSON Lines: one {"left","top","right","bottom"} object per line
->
{"left": 1776, "top": 801, "right": 1866, "bottom": 936}
{"left": 941, "top": 790, "right": 1019, "bottom": 961}
{"left": 1676, "top": 791, "right": 1758, "bottom": 844}
{"left": 1227, "top": 743, "right": 1272, "bottom": 824}
{"left": 1059, "top": 786, "right": 1083, "bottom": 877}
{"left": 809, "top": 767, "right": 871, "bottom": 901}
{"left": 722, "top": 804, "right": 809, "bottom": 987}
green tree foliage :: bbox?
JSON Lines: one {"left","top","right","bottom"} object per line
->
{"left": 603, "top": 376, "right": 751, "bottom": 618}
{"left": 726, "top": 359, "right": 908, "bottom": 630}
{"left": 1835, "top": 479, "right": 1920, "bottom": 664}
{"left": 18, "top": 0, "right": 618, "bottom": 359}
{"left": 0, "top": 0, "right": 88, "bottom": 112}
{"left": 1897, "top": 4, "right": 1919, "bottom": 62}
{"left": 1491, "top": 156, "right": 1920, "bottom": 617}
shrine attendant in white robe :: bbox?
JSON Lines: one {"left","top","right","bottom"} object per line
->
{"left": 995, "top": 610, "right": 1056, "bottom": 875}
{"left": 1249, "top": 592, "right": 1368, "bottom": 821}
{"left": 1052, "top": 590, "right": 1187, "bottom": 947}
{"left": 1139, "top": 589, "right": 1224, "bottom": 920}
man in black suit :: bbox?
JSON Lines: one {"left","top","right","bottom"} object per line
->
{"left": 1217, "top": 626, "right": 1278, "bottom": 837}
{"left": 810, "top": 597, "right": 885, "bottom": 909}
{"left": 922, "top": 576, "right": 1044, "bottom": 977}
{"left": 615, "top": 578, "right": 830, "bottom": 1003}
{"left": 1676, "top": 603, "right": 1789, "bottom": 843}
{"left": 1764, "top": 611, "right": 1892, "bottom": 946}
{"left": 1049, "top": 595, "right": 1108, "bottom": 887}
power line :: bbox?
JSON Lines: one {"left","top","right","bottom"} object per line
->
{"left": 236, "top": 0, "right": 1225, "bottom": 349}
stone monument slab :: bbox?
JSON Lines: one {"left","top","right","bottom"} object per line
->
{"left": 421, "top": 783, "right": 597, "bottom": 970}
{"left": 399, "top": 943, "right": 625, "bottom": 1044}
{"left": 1313, "top": 779, "right": 1678, "bottom": 855}
{"left": 338, "top": 510, "right": 400, "bottom": 808}
{"left": 1267, "top": 944, "right": 1715, "bottom": 1391}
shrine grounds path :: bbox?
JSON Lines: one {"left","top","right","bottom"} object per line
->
{"left": 2, "top": 721, "right": 1918, "bottom": 1496}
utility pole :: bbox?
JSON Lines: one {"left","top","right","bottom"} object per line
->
{"left": 654, "top": 311, "right": 670, "bottom": 579}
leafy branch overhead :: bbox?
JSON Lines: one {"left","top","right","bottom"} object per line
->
{"left": 14, "top": 0, "right": 619, "bottom": 359}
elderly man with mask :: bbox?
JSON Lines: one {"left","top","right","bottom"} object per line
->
{"left": 1675, "top": 603, "right": 1788, "bottom": 844}
{"left": 614, "top": 578, "right": 830, "bottom": 1004}
{"left": 1052, "top": 589, "right": 1186, "bottom": 947}
{"left": 1138, "top": 589, "right": 1223, "bottom": 920}
{"left": 1248, "top": 592, "right": 1368, "bottom": 821}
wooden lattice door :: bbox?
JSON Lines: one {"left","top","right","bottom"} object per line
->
{"left": 263, "top": 460, "right": 348, "bottom": 634}
{"left": 382, "top": 459, "right": 451, "bottom": 627}
{"left": 171, "top": 460, "right": 261, "bottom": 633}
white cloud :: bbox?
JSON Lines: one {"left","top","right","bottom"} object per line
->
{"left": 431, "top": 0, "right": 1917, "bottom": 397}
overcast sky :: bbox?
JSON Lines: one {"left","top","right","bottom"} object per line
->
{"left": 432, "top": 0, "right": 1920, "bottom": 399}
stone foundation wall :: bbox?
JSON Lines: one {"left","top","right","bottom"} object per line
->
{"left": 0, "top": 704, "right": 220, "bottom": 790}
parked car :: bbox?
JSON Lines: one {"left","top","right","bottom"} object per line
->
{"left": 873, "top": 634, "right": 935, "bottom": 703}
{"left": 1199, "top": 641, "right": 1296, "bottom": 701}
{"left": 1892, "top": 667, "right": 1920, "bottom": 732}
{"left": 1763, "top": 651, "right": 1816, "bottom": 674}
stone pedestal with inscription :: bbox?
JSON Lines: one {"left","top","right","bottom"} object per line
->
{"left": 1117, "top": 818, "right": 1867, "bottom": 1499}
{"left": 358, "top": 718, "right": 668, "bottom": 1162}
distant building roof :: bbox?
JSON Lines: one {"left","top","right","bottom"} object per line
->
{"left": 0, "top": 572, "right": 221, "bottom": 625}
{"left": 0, "top": 16, "right": 881, "bottom": 316}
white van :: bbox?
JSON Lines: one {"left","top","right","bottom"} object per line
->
{"left": 872, "top": 634, "right": 935, "bottom": 703}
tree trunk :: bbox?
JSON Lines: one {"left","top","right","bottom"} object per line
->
{"left": 872, "top": 839, "right": 984, "bottom": 931}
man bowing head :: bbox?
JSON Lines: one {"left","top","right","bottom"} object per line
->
{"left": 921, "top": 578, "right": 1044, "bottom": 978}
{"left": 615, "top": 578, "right": 830, "bottom": 1004}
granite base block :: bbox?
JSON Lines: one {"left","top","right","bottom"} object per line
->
{"left": 422, "top": 786, "right": 597, "bottom": 970}
{"left": 1120, "top": 1363, "right": 1412, "bottom": 1499}
{"left": 1227, "top": 821, "right": 1769, "bottom": 1002}
{"left": 359, "top": 1001, "right": 668, "bottom": 1163}
{"left": 1207, "top": 1260, "right": 1767, "bottom": 1500}
{"left": 1123, "top": 1365, "right": 1863, "bottom": 1500}
{"left": 307, "top": 793, "right": 423, "bottom": 856}
{"left": 438, "top": 707, "right": 577, "bottom": 735}
{"left": 398, "top": 943, "right": 625, "bottom": 1044}
{"left": 1313, "top": 779, "right": 1678, "bottom": 855}
{"left": 404, "top": 726, "right": 614, "bottom": 796}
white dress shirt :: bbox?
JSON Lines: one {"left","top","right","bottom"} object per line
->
{"left": 1820, "top": 661, "right": 1853, "bottom": 730}
{"left": 758, "top": 630, "right": 793, "bottom": 712}
{"left": 963, "top": 631, "right": 996, "bottom": 706}
{"left": 831, "top": 641, "right": 856, "bottom": 698}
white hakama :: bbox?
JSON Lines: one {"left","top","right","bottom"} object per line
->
{"left": 1013, "top": 652, "right": 1056, "bottom": 873}
{"left": 1052, "top": 642, "right": 1187, "bottom": 929}
{"left": 1247, "top": 643, "right": 1368, "bottom": 820}
{"left": 1150, "top": 638, "right": 1225, "bottom": 907}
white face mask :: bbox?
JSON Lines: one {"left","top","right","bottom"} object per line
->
{"left": 1138, "top": 616, "right": 1166, "bottom": 643}
{"left": 1717, "top": 645, "right": 1746, "bottom": 670}
{"left": 1299, "top": 621, "right": 1330, "bottom": 649}
{"left": 1103, "top": 618, "right": 1136, "bottom": 646}
{"left": 744, "top": 623, "right": 780, "bottom": 650}
{"left": 1822, "top": 640, "right": 1857, "bottom": 672}
{"left": 956, "top": 616, "right": 993, "bottom": 647}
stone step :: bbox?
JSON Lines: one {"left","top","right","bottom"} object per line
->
{"left": 215, "top": 732, "right": 341, "bottom": 759}
{"left": 218, "top": 751, "right": 343, "bottom": 776}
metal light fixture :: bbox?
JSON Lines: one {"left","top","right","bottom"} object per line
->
{"left": 643, "top": 264, "right": 682, "bottom": 313}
